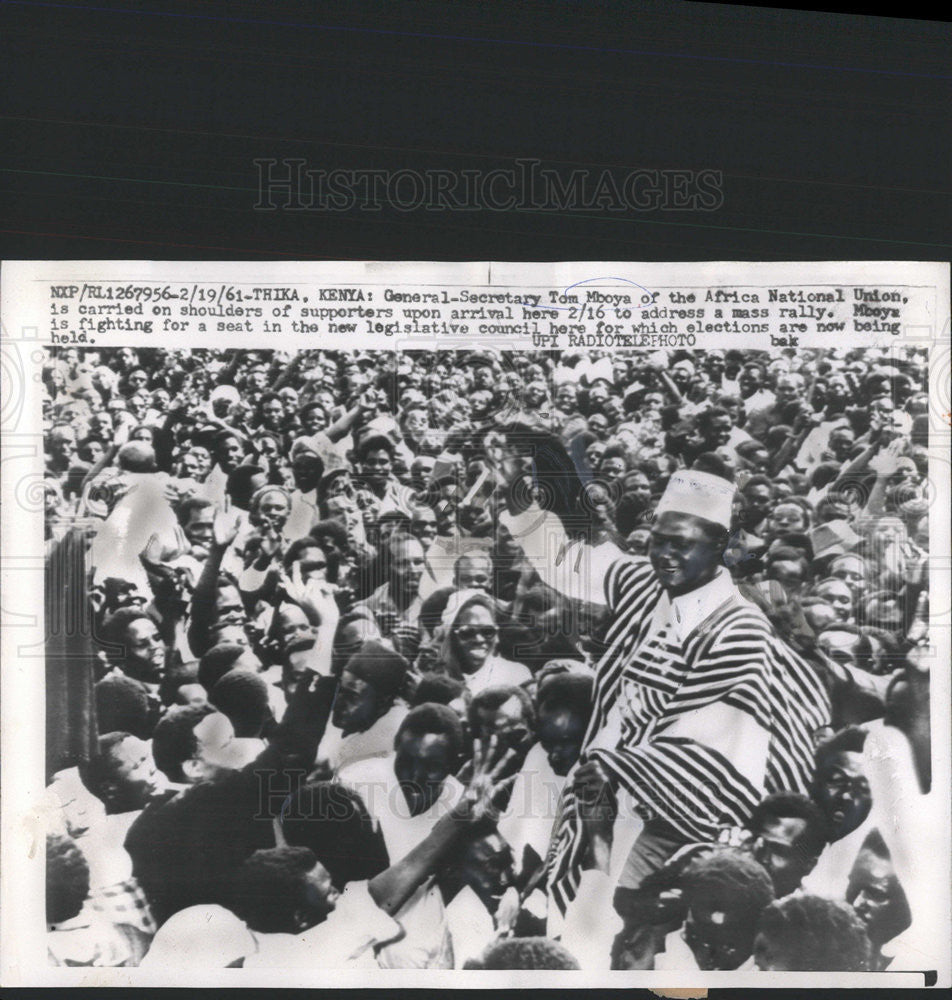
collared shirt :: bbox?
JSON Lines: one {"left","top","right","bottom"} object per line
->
{"left": 338, "top": 753, "right": 464, "bottom": 863}
{"left": 338, "top": 754, "right": 461, "bottom": 968}
{"left": 462, "top": 655, "right": 532, "bottom": 696}
{"left": 445, "top": 885, "right": 496, "bottom": 969}
{"left": 352, "top": 582, "right": 423, "bottom": 638}
{"left": 319, "top": 703, "right": 409, "bottom": 775}
{"left": 284, "top": 488, "right": 320, "bottom": 540}
{"left": 244, "top": 881, "right": 400, "bottom": 969}
{"left": 497, "top": 742, "right": 565, "bottom": 866}
{"left": 48, "top": 904, "right": 138, "bottom": 967}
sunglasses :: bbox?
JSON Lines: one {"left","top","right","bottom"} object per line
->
{"left": 455, "top": 625, "right": 497, "bottom": 641}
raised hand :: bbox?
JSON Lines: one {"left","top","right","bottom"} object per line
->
{"left": 281, "top": 561, "right": 340, "bottom": 632}
{"left": 869, "top": 436, "right": 906, "bottom": 476}
{"left": 573, "top": 758, "right": 615, "bottom": 833}
{"left": 212, "top": 508, "right": 240, "bottom": 551}
{"left": 460, "top": 735, "right": 518, "bottom": 826}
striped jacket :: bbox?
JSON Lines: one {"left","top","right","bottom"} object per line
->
{"left": 547, "top": 557, "right": 831, "bottom": 915}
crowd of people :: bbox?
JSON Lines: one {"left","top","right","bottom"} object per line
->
{"left": 42, "top": 344, "right": 933, "bottom": 972}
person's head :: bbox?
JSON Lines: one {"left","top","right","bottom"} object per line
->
{"left": 387, "top": 533, "right": 426, "bottom": 598}
{"left": 811, "top": 727, "right": 871, "bottom": 841}
{"left": 225, "top": 465, "right": 267, "bottom": 512}
{"left": 48, "top": 424, "right": 78, "bottom": 465}
{"left": 535, "top": 672, "right": 594, "bottom": 775}
{"left": 800, "top": 598, "right": 839, "bottom": 636}
{"left": 151, "top": 705, "right": 250, "bottom": 783}
{"left": 177, "top": 497, "right": 216, "bottom": 551}
{"left": 116, "top": 440, "right": 157, "bottom": 473}
{"left": 47, "top": 833, "right": 90, "bottom": 926}
{"left": 252, "top": 431, "right": 283, "bottom": 469}
{"left": 554, "top": 382, "right": 578, "bottom": 411}
{"left": 679, "top": 848, "right": 775, "bottom": 970}
{"left": 742, "top": 476, "right": 773, "bottom": 525}
{"left": 299, "top": 401, "right": 328, "bottom": 435}
{"left": 198, "top": 642, "right": 261, "bottom": 692}
{"left": 816, "top": 623, "right": 864, "bottom": 670}
{"left": 774, "top": 372, "right": 804, "bottom": 405}
{"left": 598, "top": 447, "right": 628, "bottom": 483}
{"left": 280, "top": 781, "right": 390, "bottom": 889}
{"left": 94, "top": 672, "right": 154, "bottom": 739}
{"left": 393, "top": 703, "right": 464, "bottom": 816}
{"left": 282, "top": 537, "right": 331, "bottom": 584}
{"left": 447, "top": 594, "right": 499, "bottom": 674}
{"left": 411, "top": 673, "right": 468, "bottom": 712}
{"left": 753, "top": 895, "right": 871, "bottom": 971}
{"left": 464, "top": 936, "right": 580, "bottom": 970}
{"left": 289, "top": 442, "right": 325, "bottom": 493}
{"left": 404, "top": 445, "right": 435, "bottom": 482}
{"left": 846, "top": 830, "right": 912, "bottom": 949}
{"left": 765, "top": 546, "right": 811, "bottom": 595}
{"left": 209, "top": 670, "right": 271, "bottom": 738}
{"left": 469, "top": 686, "right": 535, "bottom": 761}
{"left": 453, "top": 552, "right": 493, "bottom": 593}
{"left": 232, "top": 846, "right": 339, "bottom": 934}
{"left": 103, "top": 608, "right": 166, "bottom": 683}
{"left": 650, "top": 511, "right": 727, "bottom": 597}
{"left": 748, "top": 792, "right": 829, "bottom": 898}
{"left": 248, "top": 485, "right": 291, "bottom": 535}
{"left": 409, "top": 504, "right": 438, "bottom": 550}
{"left": 443, "top": 830, "right": 515, "bottom": 913}
{"left": 80, "top": 732, "right": 159, "bottom": 813}
{"left": 767, "top": 500, "right": 810, "bottom": 539}
{"left": 828, "top": 426, "right": 855, "bottom": 462}
{"left": 649, "top": 470, "right": 733, "bottom": 595}
{"left": 181, "top": 445, "right": 211, "bottom": 481}
{"left": 585, "top": 437, "right": 607, "bottom": 468}
{"left": 377, "top": 509, "right": 411, "bottom": 546}
{"left": 813, "top": 577, "right": 854, "bottom": 623}
{"left": 357, "top": 434, "right": 395, "bottom": 490}
{"left": 698, "top": 407, "right": 734, "bottom": 449}
{"left": 256, "top": 392, "right": 285, "bottom": 430}
{"left": 401, "top": 403, "right": 430, "bottom": 438}
{"left": 587, "top": 413, "right": 610, "bottom": 438}
{"left": 738, "top": 364, "right": 765, "bottom": 398}
{"left": 829, "top": 554, "right": 867, "bottom": 597}
{"left": 214, "top": 432, "right": 245, "bottom": 472}
{"left": 332, "top": 640, "right": 409, "bottom": 736}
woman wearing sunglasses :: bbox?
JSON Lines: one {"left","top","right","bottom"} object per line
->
{"left": 438, "top": 590, "right": 531, "bottom": 696}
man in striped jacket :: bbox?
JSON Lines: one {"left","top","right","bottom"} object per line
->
{"left": 501, "top": 469, "right": 831, "bottom": 929}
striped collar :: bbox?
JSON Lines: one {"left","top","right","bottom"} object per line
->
{"left": 666, "top": 567, "right": 738, "bottom": 642}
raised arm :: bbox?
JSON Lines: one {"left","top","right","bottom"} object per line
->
{"left": 368, "top": 738, "right": 516, "bottom": 916}
{"left": 499, "top": 504, "right": 621, "bottom": 607}
{"left": 187, "top": 508, "right": 238, "bottom": 656}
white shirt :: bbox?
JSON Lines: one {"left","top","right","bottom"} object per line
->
{"left": 463, "top": 655, "right": 532, "bottom": 696}
{"left": 445, "top": 885, "right": 496, "bottom": 969}
{"left": 801, "top": 814, "right": 877, "bottom": 900}
{"left": 497, "top": 742, "right": 564, "bottom": 866}
{"left": 339, "top": 753, "right": 464, "bottom": 862}
{"left": 245, "top": 881, "right": 399, "bottom": 969}
{"left": 338, "top": 754, "right": 462, "bottom": 968}
{"left": 319, "top": 704, "right": 409, "bottom": 775}
{"left": 559, "top": 869, "right": 623, "bottom": 970}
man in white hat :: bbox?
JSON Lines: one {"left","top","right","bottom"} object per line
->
{"left": 500, "top": 468, "right": 830, "bottom": 933}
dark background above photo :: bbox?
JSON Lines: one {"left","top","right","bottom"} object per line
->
{"left": 1, "top": 0, "right": 950, "bottom": 263}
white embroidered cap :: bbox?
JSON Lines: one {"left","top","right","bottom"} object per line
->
{"left": 654, "top": 470, "right": 735, "bottom": 528}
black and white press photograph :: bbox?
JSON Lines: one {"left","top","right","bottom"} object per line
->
{"left": 37, "top": 341, "right": 936, "bottom": 973}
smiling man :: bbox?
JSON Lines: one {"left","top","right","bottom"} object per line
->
{"left": 501, "top": 468, "right": 831, "bottom": 926}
